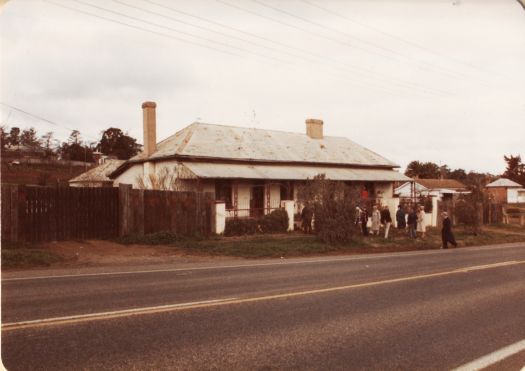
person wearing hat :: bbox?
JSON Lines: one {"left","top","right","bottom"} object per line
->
{"left": 441, "top": 211, "right": 457, "bottom": 249}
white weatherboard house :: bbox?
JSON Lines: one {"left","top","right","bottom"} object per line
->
{"left": 110, "top": 102, "right": 410, "bottom": 218}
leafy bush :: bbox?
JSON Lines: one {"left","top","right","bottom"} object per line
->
{"left": 224, "top": 217, "right": 258, "bottom": 236}
{"left": 297, "top": 175, "right": 360, "bottom": 244}
{"left": 259, "top": 209, "right": 289, "bottom": 233}
{"left": 224, "top": 209, "right": 289, "bottom": 236}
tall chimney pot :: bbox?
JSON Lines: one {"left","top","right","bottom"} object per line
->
{"left": 305, "top": 118, "right": 323, "bottom": 139}
{"left": 142, "top": 101, "right": 157, "bottom": 156}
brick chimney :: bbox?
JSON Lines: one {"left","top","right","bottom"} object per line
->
{"left": 142, "top": 101, "right": 157, "bottom": 157}
{"left": 306, "top": 118, "right": 323, "bottom": 139}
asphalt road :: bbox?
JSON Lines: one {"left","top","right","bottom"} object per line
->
{"left": 2, "top": 243, "right": 525, "bottom": 370}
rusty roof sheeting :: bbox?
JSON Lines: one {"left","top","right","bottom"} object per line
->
{"left": 130, "top": 123, "right": 398, "bottom": 167}
{"left": 69, "top": 160, "right": 125, "bottom": 183}
{"left": 179, "top": 162, "right": 410, "bottom": 182}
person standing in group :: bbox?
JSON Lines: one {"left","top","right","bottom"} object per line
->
{"left": 301, "top": 203, "right": 313, "bottom": 234}
{"left": 441, "top": 211, "right": 457, "bottom": 249}
{"left": 371, "top": 205, "right": 381, "bottom": 236}
{"left": 407, "top": 207, "right": 417, "bottom": 239}
{"left": 354, "top": 206, "right": 362, "bottom": 228}
{"left": 416, "top": 205, "right": 426, "bottom": 239}
{"left": 360, "top": 207, "right": 369, "bottom": 236}
{"left": 396, "top": 205, "right": 406, "bottom": 229}
{"left": 380, "top": 205, "right": 392, "bottom": 239}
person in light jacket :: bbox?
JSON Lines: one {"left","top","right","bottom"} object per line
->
{"left": 371, "top": 205, "right": 381, "bottom": 236}
{"left": 416, "top": 205, "right": 426, "bottom": 239}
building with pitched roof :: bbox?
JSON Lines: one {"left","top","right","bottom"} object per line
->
{"left": 109, "top": 102, "right": 409, "bottom": 217}
{"left": 395, "top": 178, "right": 468, "bottom": 201}
{"left": 485, "top": 178, "right": 525, "bottom": 203}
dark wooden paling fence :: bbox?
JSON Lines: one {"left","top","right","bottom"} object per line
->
{"left": 1, "top": 184, "right": 212, "bottom": 243}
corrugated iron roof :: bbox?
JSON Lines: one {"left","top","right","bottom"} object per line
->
{"left": 69, "top": 160, "right": 125, "bottom": 183}
{"left": 415, "top": 179, "right": 467, "bottom": 190}
{"left": 485, "top": 178, "right": 523, "bottom": 188}
{"left": 179, "top": 162, "right": 410, "bottom": 182}
{"left": 131, "top": 122, "right": 398, "bottom": 167}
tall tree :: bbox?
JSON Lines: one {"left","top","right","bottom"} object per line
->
{"left": 41, "top": 131, "right": 57, "bottom": 157}
{"left": 20, "top": 127, "right": 41, "bottom": 147}
{"left": 0, "top": 126, "right": 8, "bottom": 149}
{"left": 503, "top": 154, "right": 525, "bottom": 185}
{"left": 97, "top": 127, "right": 141, "bottom": 160}
{"left": 8, "top": 127, "right": 20, "bottom": 146}
{"left": 405, "top": 161, "right": 440, "bottom": 179}
{"left": 59, "top": 130, "right": 94, "bottom": 162}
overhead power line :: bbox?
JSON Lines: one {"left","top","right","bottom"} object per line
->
{"left": 46, "top": 0, "right": 449, "bottom": 97}
{"left": 298, "top": 0, "right": 514, "bottom": 87}
{"left": 127, "top": 0, "right": 450, "bottom": 96}
{"left": 216, "top": 0, "right": 450, "bottom": 95}
{"left": 0, "top": 102, "right": 99, "bottom": 141}
{"left": 249, "top": 0, "right": 492, "bottom": 88}
{"left": 70, "top": 0, "right": 291, "bottom": 65}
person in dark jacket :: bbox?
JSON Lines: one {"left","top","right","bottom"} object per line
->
{"left": 360, "top": 207, "right": 369, "bottom": 236}
{"left": 301, "top": 204, "right": 314, "bottom": 234}
{"left": 407, "top": 207, "right": 417, "bottom": 239}
{"left": 380, "top": 205, "right": 392, "bottom": 239}
{"left": 441, "top": 212, "right": 457, "bottom": 248}
{"left": 396, "top": 205, "right": 406, "bottom": 229}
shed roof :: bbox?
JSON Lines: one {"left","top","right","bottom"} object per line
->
{"left": 130, "top": 122, "right": 398, "bottom": 167}
{"left": 69, "top": 160, "right": 125, "bottom": 183}
{"left": 485, "top": 178, "right": 523, "bottom": 188}
{"left": 415, "top": 179, "right": 467, "bottom": 190}
{"left": 179, "top": 162, "right": 410, "bottom": 182}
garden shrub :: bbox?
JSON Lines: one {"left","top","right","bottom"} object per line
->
{"left": 259, "top": 209, "right": 289, "bottom": 233}
{"left": 224, "top": 217, "right": 258, "bottom": 236}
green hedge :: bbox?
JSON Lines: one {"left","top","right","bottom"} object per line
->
{"left": 224, "top": 209, "right": 289, "bottom": 236}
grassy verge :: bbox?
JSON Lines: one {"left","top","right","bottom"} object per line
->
{"left": 115, "top": 225, "right": 525, "bottom": 259}
{"left": 1, "top": 248, "right": 64, "bottom": 269}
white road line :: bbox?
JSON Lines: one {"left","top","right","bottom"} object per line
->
{"left": 453, "top": 339, "right": 525, "bottom": 371}
{"left": 1, "top": 298, "right": 238, "bottom": 330}
{"left": 3, "top": 260, "right": 524, "bottom": 331}
{"left": 3, "top": 242, "right": 524, "bottom": 282}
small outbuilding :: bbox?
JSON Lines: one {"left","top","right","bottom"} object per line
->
{"left": 485, "top": 178, "right": 525, "bottom": 204}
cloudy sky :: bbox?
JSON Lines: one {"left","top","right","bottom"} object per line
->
{"left": 1, "top": 0, "right": 524, "bottom": 174}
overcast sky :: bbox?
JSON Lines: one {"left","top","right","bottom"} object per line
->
{"left": 1, "top": 0, "right": 524, "bottom": 174}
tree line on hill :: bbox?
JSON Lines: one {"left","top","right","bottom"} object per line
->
{"left": 0, "top": 126, "right": 141, "bottom": 162}
{"left": 404, "top": 155, "right": 525, "bottom": 187}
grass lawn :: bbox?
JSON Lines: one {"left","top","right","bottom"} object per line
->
{"left": 117, "top": 224, "right": 525, "bottom": 258}
{"left": 2, "top": 224, "right": 524, "bottom": 269}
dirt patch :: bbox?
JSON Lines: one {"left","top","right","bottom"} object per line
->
{"left": 35, "top": 240, "right": 232, "bottom": 268}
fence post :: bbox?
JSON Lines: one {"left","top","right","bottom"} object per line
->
{"left": 137, "top": 189, "right": 145, "bottom": 236}
{"left": 211, "top": 201, "right": 226, "bottom": 235}
{"left": 10, "top": 184, "right": 19, "bottom": 242}
{"left": 119, "top": 184, "right": 132, "bottom": 236}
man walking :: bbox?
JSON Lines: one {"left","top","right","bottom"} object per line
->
{"left": 441, "top": 212, "right": 458, "bottom": 249}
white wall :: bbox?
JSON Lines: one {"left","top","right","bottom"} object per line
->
{"left": 508, "top": 189, "right": 519, "bottom": 203}
{"left": 113, "top": 163, "right": 144, "bottom": 187}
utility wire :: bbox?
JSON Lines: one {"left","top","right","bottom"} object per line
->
{"left": 128, "top": 0, "right": 449, "bottom": 97}
{"left": 70, "top": 0, "right": 292, "bottom": 65}
{"left": 53, "top": 0, "right": 448, "bottom": 97}
{"left": 45, "top": 0, "right": 242, "bottom": 58}
{"left": 250, "top": 0, "right": 492, "bottom": 88}
{"left": 0, "top": 102, "right": 100, "bottom": 141}
{"left": 299, "top": 0, "right": 511, "bottom": 87}
{"left": 215, "top": 0, "right": 451, "bottom": 96}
